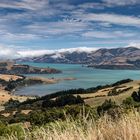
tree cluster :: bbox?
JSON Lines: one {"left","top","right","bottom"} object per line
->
{"left": 42, "top": 94, "right": 84, "bottom": 108}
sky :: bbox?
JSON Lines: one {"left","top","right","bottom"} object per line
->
{"left": 0, "top": 0, "right": 140, "bottom": 57}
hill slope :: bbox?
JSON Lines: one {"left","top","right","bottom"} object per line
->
{"left": 17, "top": 47, "right": 140, "bottom": 69}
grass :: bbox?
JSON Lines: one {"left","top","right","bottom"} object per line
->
{"left": 82, "top": 80, "right": 140, "bottom": 107}
{"left": 1, "top": 109, "right": 140, "bottom": 140}
{"left": 1, "top": 79, "right": 140, "bottom": 140}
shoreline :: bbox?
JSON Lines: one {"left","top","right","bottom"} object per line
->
{"left": 13, "top": 76, "right": 77, "bottom": 92}
{"left": 0, "top": 74, "right": 77, "bottom": 110}
{"left": 0, "top": 88, "right": 35, "bottom": 111}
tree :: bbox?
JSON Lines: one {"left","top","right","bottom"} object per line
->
{"left": 97, "top": 99, "right": 116, "bottom": 115}
{"left": 131, "top": 88, "right": 140, "bottom": 102}
{"left": 42, "top": 94, "right": 84, "bottom": 108}
{"left": 4, "top": 98, "right": 20, "bottom": 109}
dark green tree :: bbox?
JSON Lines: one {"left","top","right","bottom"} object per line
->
{"left": 97, "top": 99, "right": 116, "bottom": 115}
{"left": 42, "top": 94, "right": 84, "bottom": 108}
{"left": 131, "top": 88, "right": 140, "bottom": 102}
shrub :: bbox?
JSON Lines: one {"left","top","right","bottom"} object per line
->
{"left": 108, "top": 87, "right": 133, "bottom": 96}
{"left": 4, "top": 98, "right": 20, "bottom": 109}
{"left": 42, "top": 94, "right": 84, "bottom": 108}
{"left": 29, "top": 105, "right": 97, "bottom": 125}
{"left": 122, "top": 88, "right": 140, "bottom": 108}
{"left": 123, "top": 97, "right": 134, "bottom": 105}
{"left": 112, "top": 79, "right": 133, "bottom": 87}
{"left": 97, "top": 99, "right": 116, "bottom": 115}
{"left": 131, "top": 89, "right": 140, "bottom": 102}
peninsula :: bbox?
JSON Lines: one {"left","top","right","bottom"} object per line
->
{"left": 0, "top": 61, "right": 61, "bottom": 74}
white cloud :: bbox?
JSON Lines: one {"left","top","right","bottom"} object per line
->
{"left": 126, "top": 42, "right": 140, "bottom": 48}
{"left": 83, "top": 31, "right": 114, "bottom": 38}
{"left": 0, "top": 0, "right": 139, "bottom": 46}
{"left": 0, "top": 29, "right": 47, "bottom": 41}
{"left": 78, "top": 2, "right": 104, "bottom": 9}
{"left": 1, "top": 44, "right": 140, "bottom": 59}
{"left": 82, "top": 30, "right": 137, "bottom": 39}
{"left": 0, "top": 45, "right": 20, "bottom": 59}
{"left": 18, "top": 49, "right": 56, "bottom": 57}
{"left": 1, "top": 32, "right": 43, "bottom": 40}
{"left": 58, "top": 47, "right": 98, "bottom": 53}
{"left": 102, "top": 0, "right": 140, "bottom": 6}
{"left": 98, "top": 22, "right": 112, "bottom": 27}
{"left": 76, "top": 13, "right": 140, "bottom": 27}
{"left": 18, "top": 47, "right": 98, "bottom": 58}
{"left": 26, "top": 19, "right": 89, "bottom": 36}
{"left": 0, "top": 0, "right": 49, "bottom": 10}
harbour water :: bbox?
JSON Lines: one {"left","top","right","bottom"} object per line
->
{"left": 15, "top": 62, "right": 140, "bottom": 96}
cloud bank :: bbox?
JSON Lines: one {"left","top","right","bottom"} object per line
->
{"left": 0, "top": 44, "right": 140, "bottom": 59}
{"left": 0, "top": 46, "right": 99, "bottom": 59}
{"left": 18, "top": 47, "right": 98, "bottom": 58}
{"left": 0, "top": 45, "right": 20, "bottom": 59}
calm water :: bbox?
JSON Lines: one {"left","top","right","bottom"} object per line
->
{"left": 15, "top": 62, "right": 140, "bottom": 96}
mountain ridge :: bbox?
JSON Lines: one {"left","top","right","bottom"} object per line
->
{"left": 16, "top": 46, "right": 140, "bottom": 70}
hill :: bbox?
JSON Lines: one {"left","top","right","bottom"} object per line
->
{"left": 17, "top": 47, "right": 140, "bottom": 70}
{"left": 0, "top": 61, "right": 61, "bottom": 74}
{"left": 0, "top": 79, "right": 140, "bottom": 140}
{"left": 3, "top": 78, "right": 139, "bottom": 111}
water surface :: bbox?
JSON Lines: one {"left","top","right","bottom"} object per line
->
{"left": 15, "top": 62, "right": 140, "bottom": 96}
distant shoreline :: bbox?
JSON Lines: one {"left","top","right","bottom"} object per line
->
{"left": 19, "top": 61, "right": 140, "bottom": 70}
{"left": 0, "top": 61, "right": 62, "bottom": 75}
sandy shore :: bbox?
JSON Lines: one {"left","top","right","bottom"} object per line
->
{"left": 26, "top": 77, "right": 77, "bottom": 84}
{"left": 0, "top": 74, "right": 23, "bottom": 82}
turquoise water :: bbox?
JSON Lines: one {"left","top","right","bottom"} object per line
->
{"left": 15, "top": 62, "right": 140, "bottom": 96}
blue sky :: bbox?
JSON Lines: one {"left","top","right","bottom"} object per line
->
{"left": 0, "top": 0, "right": 140, "bottom": 57}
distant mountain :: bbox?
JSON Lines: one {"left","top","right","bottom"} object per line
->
{"left": 17, "top": 47, "right": 140, "bottom": 70}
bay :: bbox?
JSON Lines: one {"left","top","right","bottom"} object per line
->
{"left": 15, "top": 62, "right": 140, "bottom": 96}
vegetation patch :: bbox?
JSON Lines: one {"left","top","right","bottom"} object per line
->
{"left": 108, "top": 86, "right": 133, "bottom": 96}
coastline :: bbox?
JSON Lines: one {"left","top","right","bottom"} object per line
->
{"left": 0, "top": 88, "right": 34, "bottom": 111}
{"left": 0, "top": 74, "right": 76, "bottom": 110}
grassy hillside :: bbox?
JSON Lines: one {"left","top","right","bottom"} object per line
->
{"left": 14, "top": 79, "right": 140, "bottom": 109}
{"left": 0, "top": 79, "right": 140, "bottom": 140}
{"left": 0, "top": 109, "right": 140, "bottom": 140}
{"left": 82, "top": 80, "right": 140, "bottom": 107}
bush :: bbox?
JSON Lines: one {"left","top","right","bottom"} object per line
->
{"left": 4, "top": 98, "right": 20, "bottom": 109}
{"left": 112, "top": 79, "right": 133, "bottom": 87}
{"left": 108, "top": 87, "right": 133, "bottom": 96}
{"left": 29, "top": 105, "right": 97, "bottom": 125}
{"left": 122, "top": 97, "right": 136, "bottom": 108}
{"left": 97, "top": 99, "right": 116, "bottom": 115}
{"left": 29, "top": 108, "right": 68, "bottom": 125}
{"left": 123, "top": 97, "right": 134, "bottom": 105}
{"left": 131, "top": 89, "right": 140, "bottom": 102}
{"left": 0, "top": 122, "right": 24, "bottom": 139}
{"left": 42, "top": 94, "right": 84, "bottom": 108}
{"left": 108, "top": 88, "right": 117, "bottom": 96}
{"left": 122, "top": 88, "right": 140, "bottom": 108}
